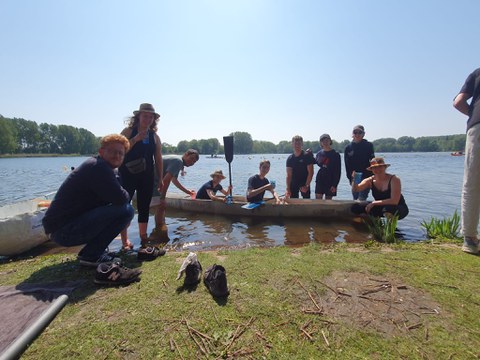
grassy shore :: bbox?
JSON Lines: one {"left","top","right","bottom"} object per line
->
{"left": 1, "top": 241, "right": 479, "bottom": 359}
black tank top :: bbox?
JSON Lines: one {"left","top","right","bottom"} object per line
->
{"left": 371, "top": 175, "right": 406, "bottom": 206}
{"left": 122, "top": 127, "right": 156, "bottom": 172}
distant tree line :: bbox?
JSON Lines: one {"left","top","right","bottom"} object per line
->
{"left": 0, "top": 116, "right": 100, "bottom": 154}
{"left": 0, "top": 117, "right": 466, "bottom": 155}
{"left": 166, "top": 131, "right": 467, "bottom": 155}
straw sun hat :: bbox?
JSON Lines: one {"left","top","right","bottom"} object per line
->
{"left": 133, "top": 103, "right": 160, "bottom": 119}
{"left": 367, "top": 157, "right": 390, "bottom": 171}
{"left": 210, "top": 170, "right": 226, "bottom": 179}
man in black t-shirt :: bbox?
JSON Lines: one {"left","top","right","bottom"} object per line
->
{"left": 286, "top": 135, "right": 315, "bottom": 199}
{"left": 247, "top": 160, "right": 281, "bottom": 203}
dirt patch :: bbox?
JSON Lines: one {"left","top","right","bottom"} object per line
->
{"left": 299, "top": 271, "right": 442, "bottom": 337}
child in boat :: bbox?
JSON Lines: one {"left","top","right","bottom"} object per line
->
{"left": 195, "top": 170, "right": 232, "bottom": 202}
{"left": 247, "top": 160, "right": 281, "bottom": 204}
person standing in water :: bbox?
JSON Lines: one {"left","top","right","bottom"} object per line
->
{"left": 119, "top": 103, "right": 163, "bottom": 253}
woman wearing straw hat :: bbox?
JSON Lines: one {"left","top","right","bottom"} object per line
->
{"left": 119, "top": 103, "right": 163, "bottom": 252}
{"left": 350, "top": 157, "right": 409, "bottom": 219}
{"left": 195, "top": 170, "right": 232, "bottom": 202}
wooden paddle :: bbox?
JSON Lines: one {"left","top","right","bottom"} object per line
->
{"left": 223, "top": 136, "right": 234, "bottom": 199}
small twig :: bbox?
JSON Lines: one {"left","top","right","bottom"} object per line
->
{"left": 172, "top": 338, "right": 184, "bottom": 360}
{"left": 407, "top": 322, "right": 423, "bottom": 330}
{"left": 169, "top": 337, "right": 175, "bottom": 352}
{"left": 425, "top": 282, "right": 459, "bottom": 290}
{"left": 316, "top": 280, "right": 339, "bottom": 295}
{"left": 298, "top": 280, "right": 322, "bottom": 311}
{"left": 302, "top": 308, "right": 323, "bottom": 315}
{"left": 321, "top": 330, "right": 330, "bottom": 347}
{"left": 162, "top": 279, "right": 168, "bottom": 287}
{"left": 225, "top": 317, "right": 256, "bottom": 351}
{"left": 300, "top": 328, "right": 313, "bottom": 340}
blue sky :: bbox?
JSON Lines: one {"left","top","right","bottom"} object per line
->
{"left": 1, "top": 0, "right": 478, "bottom": 146}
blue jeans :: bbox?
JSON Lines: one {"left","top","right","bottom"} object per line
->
{"left": 51, "top": 204, "right": 134, "bottom": 260}
{"left": 352, "top": 188, "right": 370, "bottom": 201}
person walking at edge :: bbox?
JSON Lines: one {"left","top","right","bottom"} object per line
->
{"left": 454, "top": 67, "right": 480, "bottom": 254}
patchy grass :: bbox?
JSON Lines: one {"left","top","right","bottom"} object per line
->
{"left": 1, "top": 243, "right": 479, "bottom": 359}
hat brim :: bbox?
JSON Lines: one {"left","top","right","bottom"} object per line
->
{"left": 211, "top": 174, "right": 226, "bottom": 179}
{"left": 367, "top": 164, "right": 390, "bottom": 171}
{"left": 133, "top": 110, "right": 160, "bottom": 119}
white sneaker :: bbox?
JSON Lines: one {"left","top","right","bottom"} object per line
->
{"left": 462, "top": 237, "right": 480, "bottom": 254}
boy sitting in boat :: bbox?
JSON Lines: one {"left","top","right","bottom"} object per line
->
{"left": 247, "top": 160, "right": 281, "bottom": 204}
{"left": 195, "top": 170, "right": 232, "bottom": 202}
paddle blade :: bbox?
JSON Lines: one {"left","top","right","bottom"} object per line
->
{"left": 223, "top": 136, "right": 234, "bottom": 163}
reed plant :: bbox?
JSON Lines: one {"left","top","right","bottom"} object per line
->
{"left": 365, "top": 214, "right": 400, "bottom": 243}
{"left": 421, "top": 210, "right": 461, "bottom": 240}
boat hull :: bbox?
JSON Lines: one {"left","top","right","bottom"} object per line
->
{"left": 151, "top": 194, "right": 357, "bottom": 219}
{"left": 0, "top": 199, "right": 50, "bottom": 256}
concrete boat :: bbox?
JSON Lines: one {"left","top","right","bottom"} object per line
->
{"left": 0, "top": 198, "right": 50, "bottom": 256}
{"left": 151, "top": 193, "right": 357, "bottom": 219}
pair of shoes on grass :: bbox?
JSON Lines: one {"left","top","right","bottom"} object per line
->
{"left": 137, "top": 246, "right": 166, "bottom": 261}
{"left": 94, "top": 262, "right": 142, "bottom": 286}
{"left": 177, "top": 253, "right": 229, "bottom": 298}
{"left": 462, "top": 236, "right": 480, "bottom": 254}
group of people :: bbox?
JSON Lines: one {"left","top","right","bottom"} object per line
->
{"left": 41, "top": 104, "right": 414, "bottom": 285}
{"left": 42, "top": 103, "right": 201, "bottom": 284}
{"left": 284, "top": 129, "right": 409, "bottom": 221}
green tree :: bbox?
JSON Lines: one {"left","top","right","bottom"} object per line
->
{"left": 0, "top": 117, "right": 16, "bottom": 153}
{"left": 230, "top": 131, "right": 253, "bottom": 154}
{"left": 397, "top": 136, "right": 415, "bottom": 152}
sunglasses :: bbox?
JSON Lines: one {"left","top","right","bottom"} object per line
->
{"left": 353, "top": 131, "right": 364, "bottom": 135}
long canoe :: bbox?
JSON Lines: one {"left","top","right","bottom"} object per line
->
{"left": 0, "top": 198, "right": 50, "bottom": 256}
{"left": 150, "top": 193, "right": 358, "bottom": 219}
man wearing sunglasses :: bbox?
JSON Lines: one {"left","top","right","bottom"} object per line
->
{"left": 344, "top": 125, "right": 375, "bottom": 201}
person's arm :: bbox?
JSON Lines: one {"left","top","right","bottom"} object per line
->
{"left": 344, "top": 147, "right": 352, "bottom": 182}
{"left": 207, "top": 189, "right": 227, "bottom": 202}
{"left": 305, "top": 163, "right": 314, "bottom": 188}
{"left": 91, "top": 164, "right": 130, "bottom": 205}
{"left": 453, "top": 92, "right": 472, "bottom": 116}
{"left": 121, "top": 127, "right": 147, "bottom": 152}
{"left": 351, "top": 173, "right": 372, "bottom": 193}
{"left": 154, "top": 134, "right": 164, "bottom": 194}
{"left": 247, "top": 183, "right": 273, "bottom": 199}
{"left": 171, "top": 177, "right": 195, "bottom": 196}
{"left": 220, "top": 186, "right": 232, "bottom": 196}
{"left": 286, "top": 167, "right": 293, "bottom": 198}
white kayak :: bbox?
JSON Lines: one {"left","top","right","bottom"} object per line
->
{"left": 0, "top": 198, "right": 50, "bottom": 256}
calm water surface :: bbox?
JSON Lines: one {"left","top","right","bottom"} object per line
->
{"left": 0, "top": 153, "right": 464, "bottom": 251}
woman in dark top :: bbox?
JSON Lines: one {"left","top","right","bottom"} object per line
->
{"left": 119, "top": 103, "right": 163, "bottom": 250}
{"left": 350, "top": 157, "right": 408, "bottom": 219}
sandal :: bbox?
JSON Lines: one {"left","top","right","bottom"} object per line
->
{"left": 122, "top": 240, "right": 134, "bottom": 252}
{"left": 137, "top": 246, "right": 166, "bottom": 261}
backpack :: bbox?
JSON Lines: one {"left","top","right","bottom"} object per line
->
{"left": 204, "top": 264, "right": 229, "bottom": 298}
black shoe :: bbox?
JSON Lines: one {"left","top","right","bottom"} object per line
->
{"left": 137, "top": 246, "right": 166, "bottom": 261}
{"left": 94, "top": 262, "right": 142, "bottom": 286}
{"left": 204, "top": 264, "right": 229, "bottom": 298}
{"left": 184, "top": 260, "right": 202, "bottom": 286}
{"left": 78, "top": 252, "right": 122, "bottom": 267}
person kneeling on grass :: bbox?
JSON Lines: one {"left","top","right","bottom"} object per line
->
{"left": 247, "top": 160, "right": 281, "bottom": 204}
{"left": 195, "top": 170, "right": 232, "bottom": 202}
{"left": 350, "top": 157, "right": 409, "bottom": 220}
{"left": 42, "top": 134, "right": 142, "bottom": 285}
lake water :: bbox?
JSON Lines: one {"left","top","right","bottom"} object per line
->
{"left": 0, "top": 153, "right": 464, "bottom": 251}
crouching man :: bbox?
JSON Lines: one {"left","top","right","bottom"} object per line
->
{"left": 42, "top": 134, "right": 140, "bottom": 285}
